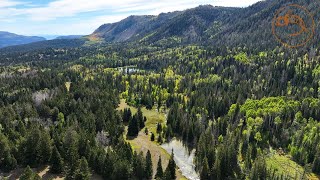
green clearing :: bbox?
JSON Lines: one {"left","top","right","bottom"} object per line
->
{"left": 117, "top": 99, "right": 166, "bottom": 137}
{"left": 266, "top": 153, "right": 319, "bottom": 180}
{"left": 117, "top": 99, "right": 187, "bottom": 180}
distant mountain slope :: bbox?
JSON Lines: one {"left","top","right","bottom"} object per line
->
{"left": 91, "top": 0, "right": 320, "bottom": 49}
{"left": 89, "top": 5, "right": 241, "bottom": 44}
{"left": 91, "top": 12, "right": 181, "bottom": 42}
{"left": 3, "top": 0, "right": 319, "bottom": 52}
{"left": 0, "top": 31, "right": 46, "bottom": 48}
{"left": 210, "top": 0, "right": 319, "bottom": 49}
{"left": 146, "top": 5, "right": 239, "bottom": 43}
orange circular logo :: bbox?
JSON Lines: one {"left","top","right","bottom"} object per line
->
{"left": 272, "top": 4, "right": 315, "bottom": 48}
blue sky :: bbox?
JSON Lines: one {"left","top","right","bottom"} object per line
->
{"left": 0, "top": 0, "right": 262, "bottom": 36}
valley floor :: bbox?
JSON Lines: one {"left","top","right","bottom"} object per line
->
{"left": 118, "top": 99, "right": 187, "bottom": 180}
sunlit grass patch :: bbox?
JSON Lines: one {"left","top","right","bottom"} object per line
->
{"left": 266, "top": 153, "right": 317, "bottom": 179}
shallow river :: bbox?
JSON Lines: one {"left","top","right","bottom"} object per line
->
{"left": 161, "top": 139, "right": 200, "bottom": 180}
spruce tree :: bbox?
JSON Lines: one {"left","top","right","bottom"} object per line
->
{"left": 163, "top": 170, "right": 172, "bottom": 180}
{"left": 211, "top": 149, "right": 222, "bottom": 180}
{"left": 74, "top": 157, "right": 91, "bottom": 180}
{"left": 157, "top": 123, "right": 162, "bottom": 134}
{"left": 38, "top": 130, "right": 52, "bottom": 164}
{"left": 250, "top": 157, "right": 267, "bottom": 180}
{"left": 200, "top": 157, "right": 210, "bottom": 180}
{"left": 312, "top": 151, "right": 320, "bottom": 174}
{"left": 123, "top": 108, "right": 132, "bottom": 123}
{"left": 2, "top": 150, "right": 17, "bottom": 172}
{"left": 145, "top": 150, "right": 153, "bottom": 179}
{"left": 137, "top": 152, "right": 146, "bottom": 179}
{"left": 245, "top": 145, "right": 252, "bottom": 170}
{"left": 50, "top": 145, "right": 64, "bottom": 173}
{"left": 157, "top": 134, "right": 163, "bottom": 144}
{"left": 20, "top": 166, "right": 40, "bottom": 180}
{"left": 65, "top": 133, "right": 79, "bottom": 180}
{"left": 151, "top": 133, "right": 155, "bottom": 141}
{"left": 165, "top": 150, "right": 176, "bottom": 180}
{"left": 155, "top": 156, "right": 163, "bottom": 179}
{"left": 132, "top": 151, "right": 145, "bottom": 179}
{"left": 103, "top": 154, "right": 113, "bottom": 179}
{"left": 128, "top": 115, "right": 139, "bottom": 136}
{"left": 137, "top": 107, "right": 145, "bottom": 129}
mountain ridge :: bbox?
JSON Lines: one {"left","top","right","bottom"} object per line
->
{"left": 0, "top": 31, "right": 46, "bottom": 48}
{"left": 90, "top": 0, "right": 319, "bottom": 49}
{"left": 3, "top": 0, "right": 319, "bottom": 52}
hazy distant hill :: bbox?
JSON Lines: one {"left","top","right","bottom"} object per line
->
{"left": 0, "top": 31, "right": 46, "bottom": 48}
{"left": 0, "top": 39, "right": 86, "bottom": 53}
{"left": 55, "top": 35, "right": 84, "bottom": 40}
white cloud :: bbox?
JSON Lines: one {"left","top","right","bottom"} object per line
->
{"left": 20, "top": 0, "right": 262, "bottom": 21}
{"left": 2, "top": 14, "right": 132, "bottom": 35}
{"left": 0, "top": 0, "right": 25, "bottom": 8}
{"left": 0, "top": 0, "right": 262, "bottom": 34}
{"left": 25, "top": 0, "right": 147, "bottom": 21}
{"left": 211, "top": 0, "right": 264, "bottom": 7}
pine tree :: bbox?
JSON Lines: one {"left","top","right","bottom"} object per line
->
{"left": 123, "top": 108, "right": 132, "bottom": 123}
{"left": 163, "top": 170, "right": 172, "bottom": 180}
{"left": 155, "top": 156, "right": 163, "bottom": 179}
{"left": 132, "top": 151, "right": 145, "bottom": 179}
{"left": 165, "top": 150, "right": 176, "bottom": 180}
{"left": 137, "top": 107, "right": 145, "bottom": 129}
{"left": 157, "top": 134, "right": 163, "bottom": 144}
{"left": 128, "top": 115, "right": 139, "bottom": 136}
{"left": 250, "top": 157, "right": 267, "bottom": 180}
{"left": 2, "top": 150, "right": 17, "bottom": 172}
{"left": 24, "top": 128, "right": 41, "bottom": 167}
{"left": 50, "top": 145, "right": 64, "bottom": 173}
{"left": 103, "top": 153, "right": 113, "bottom": 179}
{"left": 65, "top": 131, "right": 79, "bottom": 180}
{"left": 74, "top": 157, "right": 91, "bottom": 180}
{"left": 112, "top": 160, "right": 131, "bottom": 179}
{"left": 145, "top": 150, "right": 153, "bottom": 179}
{"left": 151, "top": 133, "right": 155, "bottom": 141}
{"left": 157, "top": 123, "right": 162, "bottom": 134}
{"left": 200, "top": 157, "right": 210, "bottom": 180}
{"left": 312, "top": 151, "right": 320, "bottom": 174}
{"left": 138, "top": 152, "right": 146, "bottom": 179}
{"left": 20, "top": 166, "right": 36, "bottom": 180}
{"left": 212, "top": 160, "right": 220, "bottom": 180}
{"left": 157, "top": 94, "right": 162, "bottom": 112}
{"left": 146, "top": 96, "right": 153, "bottom": 110}
{"left": 245, "top": 145, "right": 252, "bottom": 170}
{"left": 37, "top": 130, "right": 52, "bottom": 164}
{"left": 17, "top": 120, "right": 26, "bottom": 136}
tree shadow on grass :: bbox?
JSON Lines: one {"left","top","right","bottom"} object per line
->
{"left": 126, "top": 134, "right": 138, "bottom": 140}
{"left": 36, "top": 166, "right": 63, "bottom": 180}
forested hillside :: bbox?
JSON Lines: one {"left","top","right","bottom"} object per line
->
{"left": 1, "top": 0, "right": 320, "bottom": 180}
{"left": 90, "top": 0, "right": 320, "bottom": 49}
